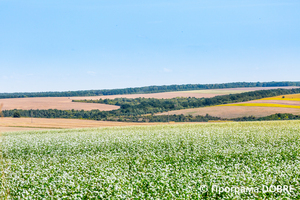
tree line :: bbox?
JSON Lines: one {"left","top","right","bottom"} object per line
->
{"left": 3, "top": 109, "right": 221, "bottom": 122}
{"left": 1, "top": 81, "right": 300, "bottom": 99}
{"left": 232, "top": 113, "right": 300, "bottom": 121}
{"left": 5, "top": 110, "right": 300, "bottom": 123}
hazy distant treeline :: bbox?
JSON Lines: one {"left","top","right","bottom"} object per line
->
{"left": 1, "top": 81, "right": 300, "bottom": 99}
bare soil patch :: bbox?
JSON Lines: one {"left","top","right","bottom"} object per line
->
{"left": 242, "top": 100, "right": 300, "bottom": 106}
{"left": 0, "top": 97, "right": 119, "bottom": 111}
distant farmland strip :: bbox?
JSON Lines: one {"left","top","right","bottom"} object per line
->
{"left": 0, "top": 82, "right": 299, "bottom": 99}
{"left": 261, "top": 98, "right": 300, "bottom": 101}
{"left": 3, "top": 89, "right": 300, "bottom": 122}
{"left": 4, "top": 88, "right": 298, "bottom": 112}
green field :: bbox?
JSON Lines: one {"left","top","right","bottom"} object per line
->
{"left": 1, "top": 121, "right": 300, "bottom": 199}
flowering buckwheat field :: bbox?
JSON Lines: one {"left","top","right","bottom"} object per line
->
{"left": 1, "top": 121, "right": 300, "bottom": 199}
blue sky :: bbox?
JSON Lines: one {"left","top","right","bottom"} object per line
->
{"left": 1, "top": 0, "right": 299, "bottom": 92}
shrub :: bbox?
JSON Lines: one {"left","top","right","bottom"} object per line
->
{"left": 13, "top": 111, "right": 21, "bottom": 118}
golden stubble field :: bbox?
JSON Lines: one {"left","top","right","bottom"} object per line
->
{"left": 156, "top": 106, "right": 300, "bottom": 119}
{"left": 0, "top": 117, "right": 164, "bottom": 132}
{"left": 0, "top": 117, "right": 209, "bottom": 133}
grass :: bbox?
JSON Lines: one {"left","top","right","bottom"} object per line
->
{"left": 1, "top": 121, "right": 300, "bottom": 199}
{"left": 220, "top": 103, "right": 300, "bottom": 109}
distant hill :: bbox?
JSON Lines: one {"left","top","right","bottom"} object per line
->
{"left": 1, "top": 81, "right": 300, "bottom": 99}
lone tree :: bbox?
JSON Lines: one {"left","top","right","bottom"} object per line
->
{"left": 0, "top": 103, "right": 3, "bottom": 117}
{"left": 13, "top": 111, "right": 21, "bottom": 118}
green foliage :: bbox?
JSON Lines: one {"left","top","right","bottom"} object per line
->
{"left": 233, "top": 113, "right": 300, "bottom": 121}
{"left": 2, "top": 121, "right": 300, "bottom": 198}
{"left": 2, "top": 109, "right": 220, "bottom": 122}
{"left": 0, "top": 81, "right": 300, "bottom": 99}
{"left": 12, "top": 111, "right": 20, "bottom": 118}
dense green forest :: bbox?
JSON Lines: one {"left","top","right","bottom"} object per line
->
{"left": 3, "top": 109, "right": 220, "bottom": 122}
{"left": 1, "top": 81, "right": 300, "bottom": 99}
{"left": 3, "top": 88, "right": 300, "bottom": 122}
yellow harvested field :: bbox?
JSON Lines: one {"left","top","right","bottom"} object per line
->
{"left": 0, "top": 117, "right": 162, "bottom": 132}
{"left": 156, "top": 106, "right": 300, "bottom": 118}
{"left": 0, "top": 126, "right": 45, "bottom": 132}
{"left": 261, "top": 93, "right": 300, "bottom": 101}
{"left": 0, "top": 117, "right": 210, "bottom": 133}
{"left": 223, "top": 96, "right": 300, "bottom": 109}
